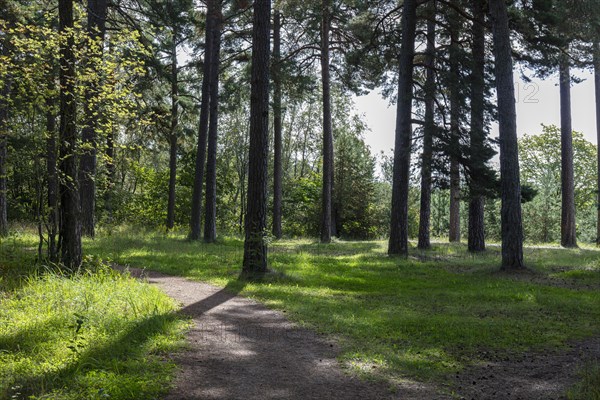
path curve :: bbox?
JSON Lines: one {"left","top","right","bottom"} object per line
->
{"left": 121, "top": 267, "right": 437, "bottom": 400}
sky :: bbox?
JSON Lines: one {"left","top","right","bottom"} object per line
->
{"left": 354, "top": 69, "right": 598, "bottom": 157}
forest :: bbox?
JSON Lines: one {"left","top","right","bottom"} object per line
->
{"left": 1, "top": 0, "right": 600, "bottom": 399}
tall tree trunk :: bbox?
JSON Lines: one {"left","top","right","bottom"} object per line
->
{"left": 79, "top": 0, "right": 108, "bottom": 238}
{"left": 0, "top": 44, "right": 9, "bottom": 238}
{"left": 388, "top": 0, "right": 418, "bottom": 256}
{"left": 595, "top": 42, "right": 600, "bottom": 246}
{"left": 104, "top": 42, "right": 115, "bottom": 224}
{"left": 559, "top": 56, "right": 577, "bottom": 248}
{"left": 448, "top": 11, "right": 461, "bottom": 243}
{"left": 46, "top": 97, "right": 59, "bottom": 261}
{"left": 58, "top": 0, "right": 82, "bottom": 270}
{"left": 36, "top": 153, "right": 44, "bottom": 261}
{"left": 166, "top": 28, "right": 179, "bottom": 231}
{"left": 272, "top": 8, "right": 283, "bottom": 239}
{"left": 468, "top": 0, "right": 486, "bottom": 252}
{"left": 449, "top": 159, "right": 460, "bottom": 241}
{"left": 105, "top": 123, "right": 115, "bottom": 223}
{"left": 320, "top": 0, "right": 333, "bottom": 244}
{"left": 417, "top": 0, "right": 436, "bottom": 250}
{"left": 166, "top": 133, "right": 177, "bottom": 230}
{"left": 190, "top": 4, "right": 215, "bottom": 240}
{"left": 489, "top": 0, "right": 524, "bottom": 270}
{"left": 242, "top": 0, "right": 271, "bottom": 277}
{"left": 204, "top": 5, "right": 223, "bottom": 243}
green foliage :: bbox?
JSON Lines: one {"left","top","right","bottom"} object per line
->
{"left": 519, "top": 125, "right": 598, "bottom": 243}
{"left": 4, "top": 121, "right": 43, "bottom": 222}
{"left": 333, "top": 117, "right": 378, "bottom": 239}
{"left": 5, "top": 8, "right": 148, "bottom": 134}
{"left": 107, "top": 160, "right": 191, "bottom": 228}
{"left": 283, "top": 172, "right": 322, "bottom": 237}
{"left": 0, "top": 235, "right": 188, "bottom": 400}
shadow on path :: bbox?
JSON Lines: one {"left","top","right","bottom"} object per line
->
{"left": 124, "top": 268, "right": 437, "bottom": 400}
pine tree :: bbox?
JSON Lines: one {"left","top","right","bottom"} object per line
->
{"left": 467, "top": 0, "right": 487, "bottom": 252}
{"left": 417, "top": 0, "right": 437, "bottom": 250}
{"left": 0, "top": 34, "right": 10, "bottom": 238}
{"left": 242, "top": 0, "right": 271, "bottom": 276}
{"left": 272, "top": 6, "right": 283, "bottom": 239}
{"left": 79, "top": 0, "right": 108, "bottom": 238}
{"left": 191, "top": 0, "right": 217, "bottom": 240}
{"left": 203, "top": 1, "right": 223, "bottom": 243}
{"left": 58, "top": 0, "right": 83, "bottom": 270}
{"left": 320, "top": 0, "right": 334, "bottom": 243}
{"left": 388, "top": 0, "right": 418, "bottom": 256}
{"left": 489, "top": 0, "right": 524, "bottom": 270}
{"left": 595, "top": 42, "right": 600, "bottom": 245}
{"left": 448, "top": 5, "right": 462, "bottom": 243}
{"left": 516, "top": 0, "right": 581, "bottom": 248}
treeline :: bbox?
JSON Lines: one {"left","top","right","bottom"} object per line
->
{"left": 1, "top": 0, "right": 599, "bottom": 274}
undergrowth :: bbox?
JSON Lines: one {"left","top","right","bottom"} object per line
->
{"left": 0, "top": 233, "right": 189, "bottom": 400}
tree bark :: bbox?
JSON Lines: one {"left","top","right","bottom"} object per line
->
{"left": 449, "top": 160, "right": 460, "bottom": 241}
{"left": 388, "top": 0, "right": 417, "bottom": 256}
{"left": 417, "top": 0, "right": 436, "bottom": 250}
{"left": 595, "top": 42, "right": 600, "bottom": 246}
{"left": 320, "top": 0, "right": 333, "bottom": 244}
{"left": 46, "top": 97, "right": 59, "bottom": 261}
{"left": 104, "top": 42, "right": 115, "bottom": 224}
{"left": 79, "top": 0, "right": 108, "bottom": 238}
{"left": 190, "top": 3, "right": 215, "bottom": 240}
{"left": 448, "top": 10, "right": 461, "bottom": 243}
{"left": 0, "top": 43, "right": 9, "bottom": 238}
{"left": 242, "top": 0, "right": 271, "bottom": 277}
{"left": 489, "top": 0, "right": 524, "bottom": 270}
{"left": 272, "top": 8, "right": 283, "bottom": 239}
{"left": 58, "top": 0, "right": 82, "bottom": 270}
{"left": 166, "top": 27, "right": 179, "bottom": 231}
{"left": 105, "top": 123, "right": 115, "bottom": 223}
{"left": 559, "top": 57, "right": 577, "bottom": 248}
{"left": 204, "top": 4, "right": 223, "bottom": 243}
{"left": 468, "top": 0, "right": 486, "bottom": 252}
{"left": 468, "top": 197, "right": 485, "bottom": 251}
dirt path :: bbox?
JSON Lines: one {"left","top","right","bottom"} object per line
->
{"left": 121, "top": 267, "right": 598, "bottom": 400}
{"left": 122, "top": 268, "right": 437, "bottom": 400}
{"left": 454, "top": 337, "right": 600, "bottom": 400}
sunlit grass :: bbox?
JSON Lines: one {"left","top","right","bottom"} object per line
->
{"left": 81, "top": 227, "right": 600, "bottom": 385}
{"left": 0, "top": 234, "right": 189, "bottom": 400}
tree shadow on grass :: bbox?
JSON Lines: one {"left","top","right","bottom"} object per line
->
{"left": 0, "top": 317, "right": 60, "bottom": 354}
{"left": 7, "top": 311, "right": 182, "bottom": 399}
{"left": 288, "top": 241, "right": 382, "bottom": 257}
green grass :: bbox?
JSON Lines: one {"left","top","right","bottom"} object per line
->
{"left": 0, "top": 232, "right": 189, "bottom": 400}
{"left": 84, "top": 227, "right": 600, "bottom": 387}
{"left": 4, "top": 226, "right": 600, "bottom": 395}
{"left": 568, "top": 363, "right": 600, "bottom": 400}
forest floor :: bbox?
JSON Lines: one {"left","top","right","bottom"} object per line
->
{"left": 91, "top": 229, "right": 600, "bottom": 400}
{"left": 120, "top": 265, "right": 600, "bottom": 400}
{"left": 3, "top": 228, "right": 600, "bottom": 399}
{"left": 119, "top": 266, "right": 436, "bottom": 399}
{"left": 0, "top": 237, "right": 189, "bottom": 400}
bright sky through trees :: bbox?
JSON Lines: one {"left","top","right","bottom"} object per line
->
{"left": 356, "top": 69, "right": 598, "bottom": 155}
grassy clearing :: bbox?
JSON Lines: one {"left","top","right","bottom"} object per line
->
{"left": 84, "top": 227, "right": 600, "bottom": 387}
{"left": 0, "top": 233, "right": 189, "bottom": 400}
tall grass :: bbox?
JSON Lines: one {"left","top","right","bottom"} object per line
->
{"left": 0, "top": 234, "right": 189, "bottom": 400}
